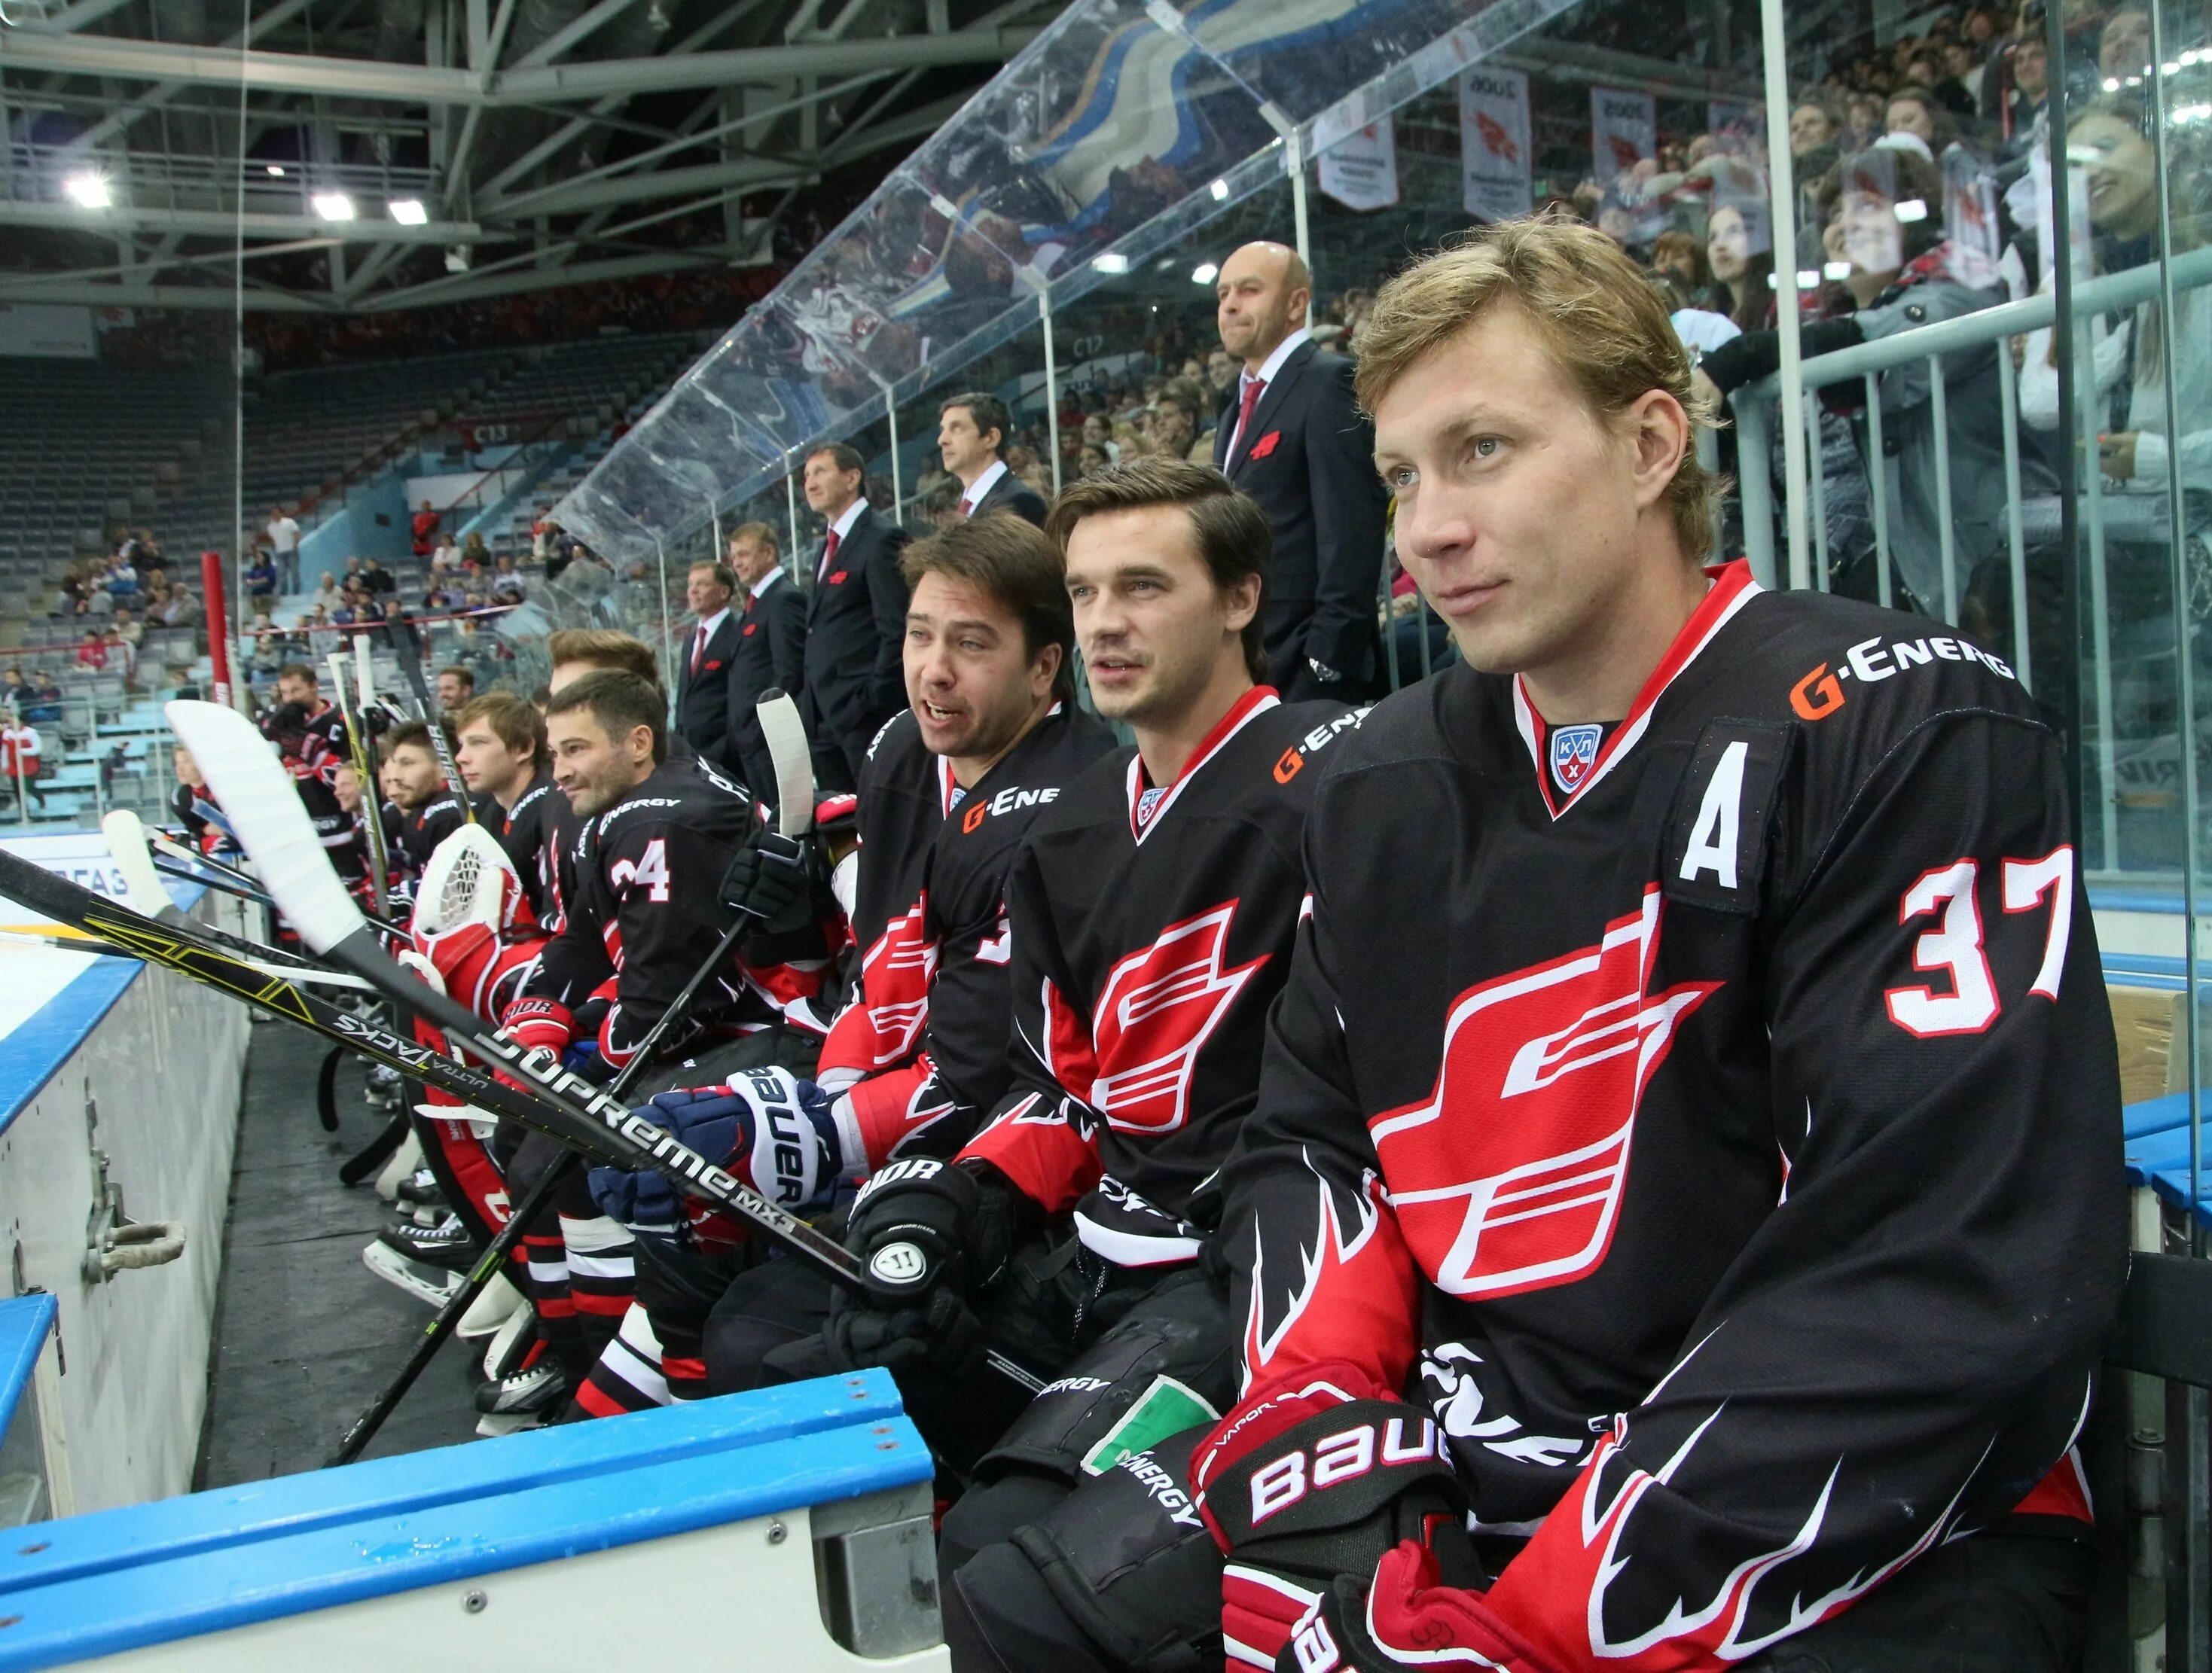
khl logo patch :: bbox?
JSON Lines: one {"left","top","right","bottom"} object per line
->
{"left": 1549, "top": 723, "right": 1602, "bottom": 795}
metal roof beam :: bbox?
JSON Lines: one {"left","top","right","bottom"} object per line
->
{"left": 0, "top": 26, "right": 1042, "bottom": 103}
{"left": 0, "top": 201, "right": 482, "bottom": 239}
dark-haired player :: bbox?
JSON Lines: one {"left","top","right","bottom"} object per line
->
{"left": 718, "top": 459, "right": 1359, "bottom": 1584}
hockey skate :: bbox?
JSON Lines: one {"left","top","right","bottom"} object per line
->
{"left": 361, "top": 1213, "right": 476, "bottom": 1306}
{"left": 360, "top": 1239, "right": 464, "bottom": 1307}
{"left": 473, "top": 1358, "right": 569, "bottom": 1437}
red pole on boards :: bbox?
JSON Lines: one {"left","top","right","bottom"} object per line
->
{"left": 200, "top": 548, "right": 233, "bottom": 709}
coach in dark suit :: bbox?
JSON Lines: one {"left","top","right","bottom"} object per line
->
{"left": 1213, "top": 240, "right": 1388, "bottom": 699}
{"left": 797, "top": 442, "right": 911, "bottom": 792}
{"left": 674, "top": 558, "right": 741, "bottom": 766}
{"left": 722, "top": 522, "right": 807, "bottom": 807}
{"left": 938, "top": 390, "right": 1049, "bottom": 526}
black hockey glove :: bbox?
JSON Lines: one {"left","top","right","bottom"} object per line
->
{"left": 719, "top": 830, "right": 827, "bottom": 935}
{"left": 822, "top": 1284, "right": 990, "bottom": 1381}
{"left": 840, "top": 1156, "right": 1024, "bottom": 1303}
{"left": 818, "top": 1157, "right": 1027, "bottom": 1377}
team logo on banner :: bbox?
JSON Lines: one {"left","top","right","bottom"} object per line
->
{"left": 1549, "top": 724, "right": 1602, "bottom": 795}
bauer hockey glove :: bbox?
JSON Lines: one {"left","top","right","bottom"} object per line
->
{"left": 820, "top": 1156, "right": 1028, "bottom": 1378}
{"left": 590, "top": 1068, "right": 847, "bottom": 1243}
{"left": 1194, "top": 1364, "right": 1485, "bottom": 1671}
{"left": 720, "top": 830, "right": 828, "bottom": 936}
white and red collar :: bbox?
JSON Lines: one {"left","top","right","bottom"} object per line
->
{"left": 1511, "top": 560, "right": 1760, "bottom": 820}
{"left": 1124, "top": 684, "right": 1279, "bottom": 843}
{"left": 937, "top": 754, "right": 959, "bottom": 818}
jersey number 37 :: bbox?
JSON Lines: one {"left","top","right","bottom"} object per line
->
{"left": 1886, "top": 848, "right": 2072, "bottom": 1038}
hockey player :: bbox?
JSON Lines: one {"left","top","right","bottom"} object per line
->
{"left": 679, "top": 514, "right": 1113, "bottom": 1402}
{"left": 800, "top": 512, "right": 1117, "bottom": 1171}
{"left": 714, "top": 458, "right": 1359, "bottom": 1540}
{"left": 380, "top": 721, "right": 468, "bottom": 885}
{"left": 946, "top": 219, "right": 2125, "bottom": 1673}
{"left": 274, "top": 662, "right": 349, "bottom": 773}
{"left": 452, "top": 690, "right": 559, "bottom": 923}
{"left": 498, "top": 669, "right": 760, "bottom": 1419}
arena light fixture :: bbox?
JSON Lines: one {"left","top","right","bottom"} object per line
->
{"left": 1893, "top": 197, "right": 1928, "bottom": 223}
{"left": 63, "top": 172, "right": 112, "bottom": 209}
{"left": 1796, "top": 270, "right": 1820, "bottom": 290}
{"left": 387, "top": 198, "right": 428, "bottom": 226}
{"left": 1824, "top": 260, "right": 1852, "bottom": 281}
{"left": 1210, "top": 178, "right": 1231, "bottom": 202}
{"left": 1091, "top": 252, "right": 1130, "bottom": 275}
{"left": 311, "top": 191, "right": 356, "bottom": 221}
{"left": 2104, "top": 77, "right": 2122, "bottom": 90}
{"left": 1191, "top": 262, "right": 1219, "bottom": 285}
{"left": 266, "top": 163, "right": 286, "bottom": 177}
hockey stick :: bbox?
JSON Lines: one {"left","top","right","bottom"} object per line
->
{"left": 326, "top": 652, "right": 391, "bottom": 907}
{"left": 389, "top": 620, "right": 473, "bottom": 820}
{"left": 104, "top": 811, "right": 377, "bottom": 979}
{"left": 337, "top": 1113, "right": 410, "bottom": 1187}
{"left": 163, "top": 699, "right": 1045, "bottom": 1394}
{"left": 151, "top": 857, "right": 277, "bottom": 913}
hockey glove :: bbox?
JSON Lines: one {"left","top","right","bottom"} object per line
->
{"left": 588, "top": 1068, "right": 849, "bottom": 1237}
{"left": 719, "top": 830, "right": 827, "bottom": 936}
{"left": 1194, "top": 1365, "right": 1480, "bottom": 1672}
{"left": 821, "top": 1284, "right": 989, "bottom": 1381}
{"left": 499, "top": 994, "right": 575, "bottom": 1056}
{"left": 840, "top": 1156, "right": 1024, "bottom": 1303}
{"left": 1268, "top": 1540, "right": 1554, "bottom": 1673}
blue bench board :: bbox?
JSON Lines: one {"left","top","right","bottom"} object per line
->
{"left": 0, "top": 1297, "right": 55, "bottom": 1449}
{"left": 0, "top": 1372, "right": 927, "bottom": 1670}
{"left": 2125, "top": 1124, "right": 2211, "bottom": 1224}
{"left": 0, "top": 871, "right": 205, "bottom": 1136}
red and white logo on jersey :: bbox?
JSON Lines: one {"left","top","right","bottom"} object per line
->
{"left": 855, "top": 896, "right": 938, "bottom": 1067}
{"left": 1087, "top": 902, "right": 1266, "bottom": 1133}
{"left": 1371, "top": 888, "right": 1716, "bottom": 1300}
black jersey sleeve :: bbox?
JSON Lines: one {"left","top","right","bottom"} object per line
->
{"left": 958, "top": 839, "right": 1104, "bottom": 1213}
{"left": 1231, "top": 709, "right": 2126, "bottom": 1672}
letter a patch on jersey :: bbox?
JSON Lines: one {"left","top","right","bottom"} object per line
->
{"left": 1662, "top": 719, "right": 1792, "bottom": 916}
{"left": 1369, "top": 888, "right": 1717, "bottom": 1300}
{"left": 1088, "top": 902, "right": 1266, "bottom": 1134}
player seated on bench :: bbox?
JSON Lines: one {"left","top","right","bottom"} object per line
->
{"left": 933, "top": 217, "right": 2126, "bottom": 1673}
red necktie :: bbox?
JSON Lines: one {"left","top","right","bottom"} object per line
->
{"left": 692, "top": 623, "right": 708, "bottom": 673}
{"left": 1231, "top": 375, "right": 1266, "bottom": 466}
{"left": 820, "top": 527, "right": 841, "bottom": 579}
{"left": 958, "top": 498, "right": 975, "bottom": 520}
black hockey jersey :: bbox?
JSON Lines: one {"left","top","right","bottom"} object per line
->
{"left": 391, "top": 792, "right": 468, "bottom": 878}
{"left": 526, "top": 754, "right": 755, "bottom": 1067}
{"left": 1222, "top": 562, "right": 2125, "bottom": 1670}
{"left": 962, "top": 687, "right": 1357, "bottom": 1267}
{"left": 498, "top": 769, "right": 565, "bottom": 928}
{"left": 818, "top": 702, "right": 1117, "bottom": 1166}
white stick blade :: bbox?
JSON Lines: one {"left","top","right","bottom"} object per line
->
{"left": 101, "top": 810, "right": 174, "bottom": 919}
{"left": 163, "top": 699, "right": 366, "bottom": 955}
{"left": 756, "top": 690, "right": 813, "bottom": 839}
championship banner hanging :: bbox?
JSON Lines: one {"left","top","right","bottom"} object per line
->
{"left": 1590, "top": 87, "right": 1657, "bottom": 188}
{"left": 1318, "top": 115, "right": 1400, "bottom": 212}
{"left": 1459, "top": 66, "right": 1532, "bottom": 222}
